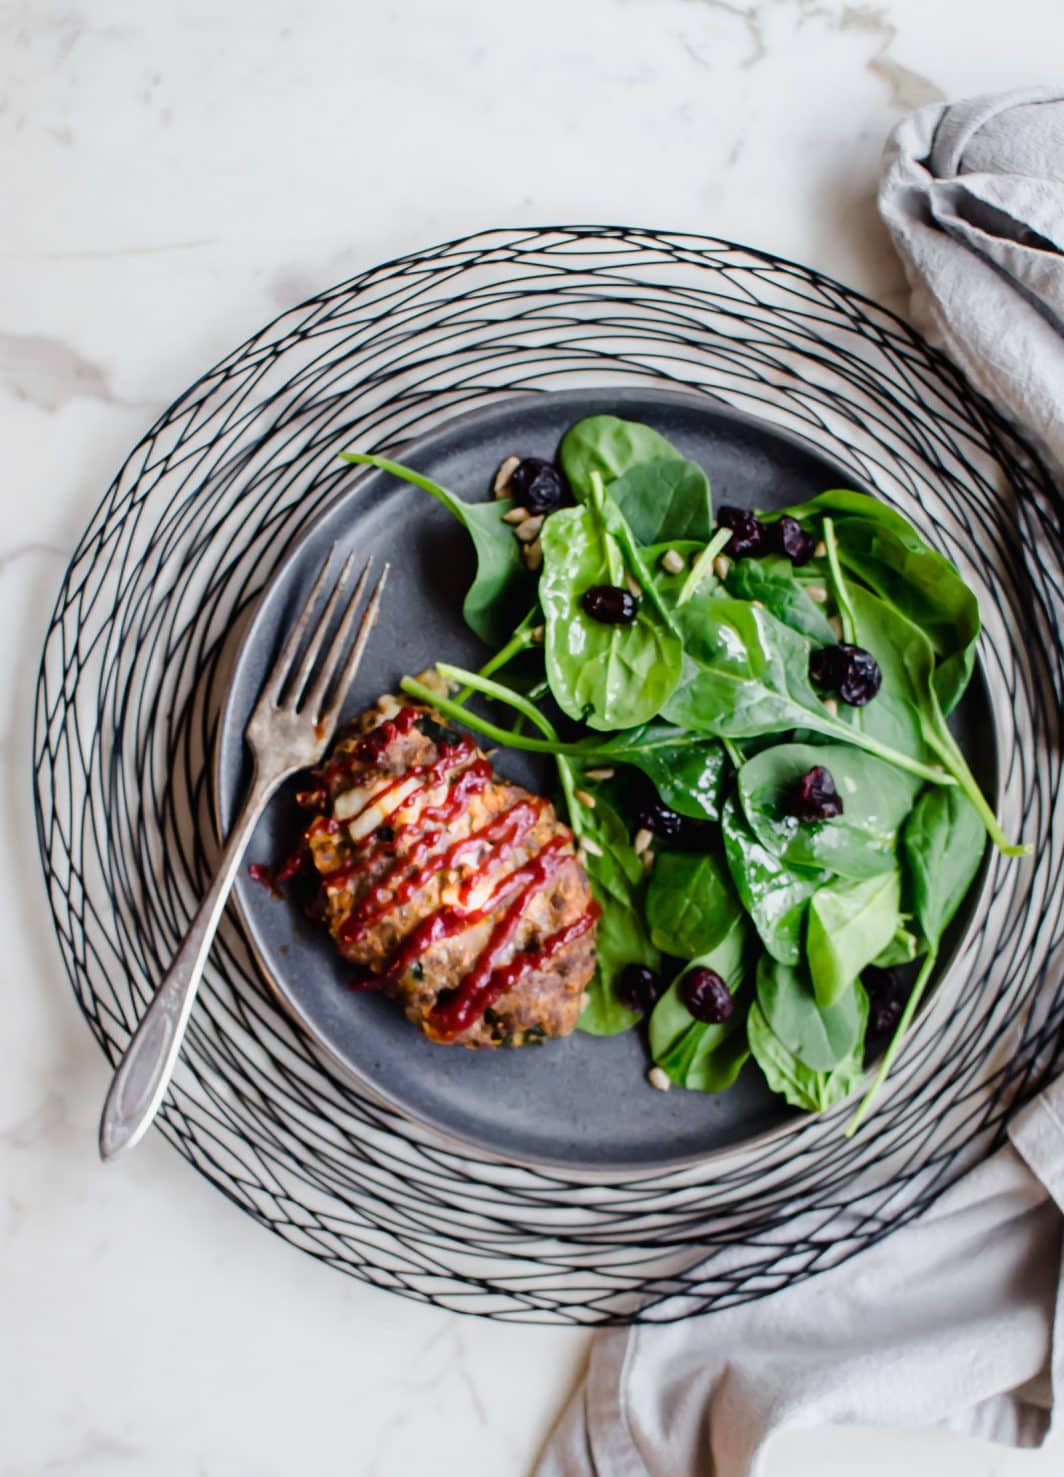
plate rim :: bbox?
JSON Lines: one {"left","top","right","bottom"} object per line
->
{"left": 213, "top": 382, "right": 999, "bottom": 1176}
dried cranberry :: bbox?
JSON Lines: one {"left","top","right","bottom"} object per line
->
{"left": 785, "top": 765, "right": 844, "bottom": 823}
{"left": 717, "top": 504, "right": 767, "bottom": 558}
{"left": 772, "top": 514, "right": 816, "bottom": 566}
{"left": 677, "top": 816, "right": 716, "bottom": 851}
{"left": 864, "top": 966, "right": 910, "bottom": 1036}
{"left": 809, "top": 644, "right": 843, "bottom": 689}
{"left": 509, "top": 457, "right": 566, "bottom": 515}
{"left": 617, "top": 964, "right": 662, "bottom": 1014}
{"left": 682, "top": 968, "right": 734, "bottom": 1023}
{"left": 837, "top": 648, "right": 882, "bottom": 706}
{"left": 581, "top": 584, "right": 639, "bottom": 624}
{"left": 808, "top": 643, "right": 882, "bottom": 707}
{"left": 635, "top": 800, "right": 684, "bottom": 839}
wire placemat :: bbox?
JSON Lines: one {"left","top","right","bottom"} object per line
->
{"left": 34, "top": 226, "right": 1064, "bottom": 1323}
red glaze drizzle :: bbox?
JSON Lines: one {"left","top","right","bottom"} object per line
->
{"left": 475, "top": 901, "right": 601, "bottom": 1017}
{"left": 300, "top": 706, "right": 597, "bottom": 1044}
{"left": 337, "top": 790, "right": 538, "bottom": 951}
{"left": 424, "top": 837, "right": 574, "bottom": 1040}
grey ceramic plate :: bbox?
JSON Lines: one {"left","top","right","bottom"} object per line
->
{"left": 216, "top": 385, "right": 996, "bottom": 1172}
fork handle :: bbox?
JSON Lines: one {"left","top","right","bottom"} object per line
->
{"left": 98, "top": 773, "right": 278, "bottom": 1161}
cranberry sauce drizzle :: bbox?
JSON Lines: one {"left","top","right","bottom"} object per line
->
{"left": 337, "top": 789, "right": 538, "bottom": 951}
{"left": 473, "top": 902, "right": 600, "bottom": 1017}
{"left": 425, "top": 837, "right": 575, "bottom": 1040}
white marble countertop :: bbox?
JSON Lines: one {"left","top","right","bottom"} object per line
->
{"left": 4, "top": 2, "right": 1061, "bottom": 1473}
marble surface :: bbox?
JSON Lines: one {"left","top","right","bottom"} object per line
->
{"left": 4, "top": 1, "right": 1062, "bottom": 1472}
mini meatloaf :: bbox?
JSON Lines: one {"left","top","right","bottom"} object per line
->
{"left": 301, "top": 698, "right": 599, "bottom": 1048}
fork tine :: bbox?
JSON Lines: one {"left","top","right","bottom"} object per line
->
{"left": 302, "top": 557, "right": 374, "bottom": 716}
{"left": 312, "top": 564, "right": 390, "bottom": 730}
{"left": 280, "top": 549, "right": 358, "bottom": 708}
{"left": 262, "top": 547, "right": 336, "bottom": 704}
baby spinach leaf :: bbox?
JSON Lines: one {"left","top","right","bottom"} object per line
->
{"left": 660, "top": 597, "right": 948, "bottom": 786}
{"left": 726, "top": 556, "right": 837, "bottom": 643}
{"left": 648, "top": 915, "right": 749, "bottom": 1091}
{"left": 767, "top": 490, "right": 980, "bottom": 715}
{"left": 571, "top": 722, "right": 727, "bottom": 821}
{"left": 847, "top": 789, "right": 985, "bottom": 1135}
{"left": 755, "top": 955, "right": 864, "bottom": 1071}
{"left": 871, "top": 923, "right": 922, "bottom": 967}
{"left": 576, "top": 796, "right": 660, "bottom": 1036}
{"left": 652, "top": 1005, "right": 750, "bottom": 1094}
{"left": 902, "top": 786, "right": 986, "bottom": 947}
{"left": 748, "top": 988, "right": 867, "bottom": 1112}
{"left": 807, "top": 869, "right": 901, "bottom": 1008}
{"left": 605, "top": 459, "right": 714, "bottom": 546}
{"left": 539, "top": 503, "right": 683, "bottom": 731}
{"left": 835, "top": 518, "right": 979, "bottom": 715}
{"left": 559, "top": 414, "right": 686, "bottom": 496}
{"left": 848, "top": 584, "right": 1024, "bottom": 856}
{"left": 737, "top": 742, "right": 921, "bottom": 879}
{"left": 646, "top": 851, "right": 739, "bottom": 958}
{"left": 341, "top": 452, "right": 530, "bottom": 646}
{"left": 766, "top": 488, "right": 917, "bottom": 541}
{"left": 602, "top": 724, "right": 725, "bottom": 818}
{"left": 720, "top": 796, "right": 821, "bottom": 965}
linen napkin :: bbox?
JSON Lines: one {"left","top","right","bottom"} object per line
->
{"left": 537, "top": 1081, "right": 1064, "bottom": 1476}
{"left": 536, "top": 92, "right": 1064, "bottom": 1476}
{"left": 878, "top": 87, "right": 1064, "bottom": 468}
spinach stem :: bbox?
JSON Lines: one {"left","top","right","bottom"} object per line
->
{"left": 822, "top": 517, "right": 858, "bottom": 645}
{"left": 844, "top": 950, "right": 937, "bottom": 1136}
{"left": 419, "top": 665, "right": 585, "bottom": 838}
{"left": 722, "top": 738, "right": 744, "bottom": 769}
{"left": 405, "top": 672, "right": 953, "bottom": 788}
{"left": 924, "top": 725, "right": 1030, "bottom": 856}
{"left": 677, "top": 527, "right": 732, "bottom": 607}
{"left": 817, "top": 719, "right": 955, "bottom": 786}
{"left": 341, "top": 451, "right": 470, "bottom": 526}
{"left": 587, "top": 470, "right": 681, "bottom": 634}
{"left": 455, "top": 607, "right": 539, "bottom": 703}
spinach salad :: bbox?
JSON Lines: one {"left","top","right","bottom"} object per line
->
{"left": 342, "top": 415, "right": 1027, "bottom": 1133}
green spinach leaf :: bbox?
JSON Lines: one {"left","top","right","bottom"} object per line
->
{"left": 646, "top": 851, "right": 739, "bottom": 958}
{"left": 848, "top": 584, "right": 1023, "bottom": 855}
{"left": 604, "top": 459, "right": 714, "bottom": 545}
{"left": 576, "top": 796, "right": 660, "bottom": 1036}
{"left": 748, "top": 988, "right": 867, "bottom": 1112}
{"left": 847, "top": 788, "right": 985, "bottom": 1133}
{"left": 341, "top": 452, "right": 529, "bottom": 646}
{"left": 559, "top": 415, "right": 686, "bottom": 496}
{"left": 755, "top": 955, "right": 864, "bottom": 1071}
{"left": 726, "top": 555, "right": 836, "bottom": 643}
{"left": 648, "top": 916, "right": 749, "bottom": 1091}
{"left": 660, "top": 596, "right": 948, "bottom": 786}
{"left": 806, "top": 869, "right": 901, "bottom": 1007}
{"left": 575, "top": 722, "right": 726, "bottom": 821}
{"left": 871, "top": 923, "right": 922, "bottom": 967}
{"left": 737, "top": 742, "right": 921, "bottom": 879}
{"left": 766, "top": 490, "right": 980, "bottom": 714}
{"left": 539, "top": 504, "right": 683, "bottom": 730}
{"left": 902, "top": 786, "right": 986, "bottom": 944}
{"left": 720, "top": 796, "right": 821, "bottom": 965}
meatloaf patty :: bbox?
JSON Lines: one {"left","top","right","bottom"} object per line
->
{"left": 301, "top": 696, "right": 599, "bottom": 1048}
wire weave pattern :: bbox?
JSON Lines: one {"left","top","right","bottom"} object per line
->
{"left": 34, "top": 226, "right": 1063, "bottom": 1323}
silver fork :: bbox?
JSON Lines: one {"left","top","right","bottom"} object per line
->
{"left": 98, "top": 549, "right": 389, "bottom": 1161}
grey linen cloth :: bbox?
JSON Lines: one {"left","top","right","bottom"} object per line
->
{"left": 879, "top": 87, "right": 1064, "bottom": 468}
{"left": 537, "top": 1082, "right": 1064, "bottom": 1476}
{"left": 536, "top": 93, "right": 1064, "bottom": 1476}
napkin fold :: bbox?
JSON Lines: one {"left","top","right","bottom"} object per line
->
{"left": 537, "top": 1082, "right": 1064, "bottom": 1476}
{"left": 878, "top": 87, "right": 1064, "bottom": 468}
{"left": 537, "top": 91, "right": 1064, "bottom": 1475}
